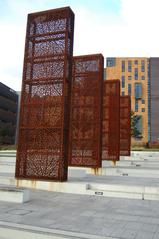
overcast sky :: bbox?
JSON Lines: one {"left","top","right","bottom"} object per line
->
{"left": 0, "top": 0, "right": 159, "bottom": 91}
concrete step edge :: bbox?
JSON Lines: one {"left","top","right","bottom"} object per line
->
{"left": 87, "top": 188, "right": 159, "bottom": 201}
{"left": 88, "top": 183, "right": 159, "bottom": 192}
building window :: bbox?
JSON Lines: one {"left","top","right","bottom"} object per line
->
{"left": 141, "top": 60, "right": 145, "bottom": 72}
{"left": 107, "top": 58, "right": 116, "bottom": 67}
{"left": 122, "top": 76, "right": 125, "bottom": 88}
{"left": 141, "top": 76, "right": 145, "bottom": 80}
{"left": 136, "top": 115, "right": 142, "bottom": 134}
{"left": 135, "top": 100, "right": 138, "bottom": 112}
{"left": 128, "top": 84, "right": 131, "bottom": 96}
{"left": 135, "top": 68, "right": 138, "bottom": 80}
{"left": 135, "top": 83, "right": 142, "bottom": 99}
{"left": 122, "top": 61, "right": 125, "bottom": 72}
{"left": 134, "top": 60, "right": 138, "bottom": 65}
{"left": 128, "top": 76, "right": 132, "bottom": 80}
{"left": 142, "top": 99, "right": 145, "bottom": 104}
{"left": 122, "top": 91, "right": 125, "bottom": 96}
{"left": 128, "top": 61, "right": 132, "bottom": 72}
{"left": 142, "top": 108, "right": 145, "bottom": 112}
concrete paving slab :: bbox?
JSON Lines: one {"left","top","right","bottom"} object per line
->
{"left": 0, "top": 221, "right": 116, "bottom": 239}
{"left": 0, "top": 190, "right": 159, "bottom": 238}
{"left": 1, "top": 150, "right": 159, "bottom": 238}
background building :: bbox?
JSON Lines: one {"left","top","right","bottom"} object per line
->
{"left": 105, "top": 57, "right": 159, "bottom": 146}
{"left": 0, "top": 82, "right": 19, "bottom": 144}
{"left": 149, "top": 58, "right": 159, "bottom": 143}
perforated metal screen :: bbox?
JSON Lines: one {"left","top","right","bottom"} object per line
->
{"left": 15, "top": 7, "right": 74, "bottom": 181}
{"left": 102, "top": 80, "right": 120, "bottom": 161}
{"left": 120, "top": 96, "right": 131, "bottom": 156}
{"left": 68, "top": 54, "right": 104, "bottom": 168}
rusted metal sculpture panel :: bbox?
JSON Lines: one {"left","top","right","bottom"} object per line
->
{"left": 120, "top": 96, "right": 131, "bottom": 156}
{"left": 69, "top": 54, "right": 104, "bottom": 167}
{"left": 15, "top": 7, "right": 74, "bottom": 181}
{"left": 102, "top": 80, "right": 120, "bottom": 161}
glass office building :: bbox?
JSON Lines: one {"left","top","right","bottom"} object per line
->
{"left": 0, "top": 82, "right": 19, "bottom": 144}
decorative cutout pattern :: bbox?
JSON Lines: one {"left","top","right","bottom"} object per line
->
{"left": 102, "top": 80, "right": 120, "bottom": 161}
{"left": 16, "top": 7, "right": 74, "bottom": 181}
{"left": 69, "top": 54, "right": 104, "bottom": 168}
{"left": 120, "top": 96, "right": 131, "bottom": 156}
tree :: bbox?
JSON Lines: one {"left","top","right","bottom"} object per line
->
{"left": 131, "top": 110, "right": 142, "bottom": 138}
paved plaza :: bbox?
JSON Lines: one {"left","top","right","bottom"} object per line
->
{"left": 1, "top": 151, "right": 159, "bottom": 238}
{"left": 1, "top": 189, "right": 159, "bottom": 238}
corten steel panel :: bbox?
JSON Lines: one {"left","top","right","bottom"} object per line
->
{"left": 120, "top": 96, "right": 131, "bottom": 156}
{"left": 15, "top": 7, "right": 74, "bottom": 181}
{"left": 102, "top": 80, "right": 120, "bottom": 161}
{"left": 69, "top": 54, "right": 104, "bottom": 168}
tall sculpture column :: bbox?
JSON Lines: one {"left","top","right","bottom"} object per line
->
{"left": 120, "top": 96, "right": 131, "bottom": 156}
{"left": 15, "top": 7, "right": 74, "bottom": 181}
{"left": 69, "top": 54, "right": 104, "bottom": 168}
{"left": 102, "top": 80, "right": 120, "bottom": 162}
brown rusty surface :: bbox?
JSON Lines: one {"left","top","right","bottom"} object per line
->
{"left": 15, "top": 7, "right": 74, "bottom": 181}
{"left": 102, "top": 80, "right": 120, "bottom": 161}
{"left": 68, "top": 54, "right": 104, "bottom": 168}
{"left": 120, "top": 96, "right": 131, "bottom": 156}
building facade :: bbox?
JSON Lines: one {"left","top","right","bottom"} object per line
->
{"left": 149, "top": 58, "right": 159, "bottom": 142}
{"left": 105, "top": 57, "right": 150, "bottom": 145}
{"left": 0, "top": 82, "right": 19, "bottom": 144}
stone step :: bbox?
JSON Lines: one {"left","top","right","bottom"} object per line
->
{"left": 1, "top": 159, "right": 159, "bottom": 168}
{"left": 132, "top": 151, "right": 159, "bottom": 155}
{"left": 0, "top": 185, "right": 30, "bottom": 203}
{"left": 3, "top": 150, "right": 159, "bottom": 155}
{"left": 87, "top": 188, "right": 143, "bottom": 200}
{"left": 0, "top": 162, "right": 15, "bottom": 173}
{"left": 1, "top": 172, "right": 159, "bottom": 201}
{"left": 88, "top": 182, "right": 159, "bottom": 194}
{"left": 129, "top": 157, "right": 159, "bottom": 161}
{"left": 85, "top": 176, "right": 159, "bottom": 201}
{"left": 0, "top": 151, "right": 16, "bottom": 157}
{"left": 2, "top": 157, "right": 158, "bottom": 167}
{"left": 0, "top": 173, "right": 16, "bottom": 186}
{"left": 0, "top": 150, "right": 16, "bottom": 153}
{"left": 0, "top": 172, "right": 89, "bottom": 194}
{"left": 87, "top": 184, "right": 159, "bottom": 201}
{"left": 117, "top": 162, "right": 159, "bottom": 167}
{"left": 86, "top": 166, "right": 159, "bottom": 178}
{"left": 0, "top": 156, "right": 16, "bottom": 161}
{"left": 103, "top": 160, "right": 159, "bottom": 167}
{"left": 1, "top": 158, "right": 159, "bottom": 167}
{"left": 120, "top": 156, "right": 159, "bottom": 161}
{"left": 2, "top": 160, "right": 159, "bottom": 178}
{"left": 1, "top": 153, "right": 159, "bottom": 163}
{"left": 0, "top": 150, "right": 159, "bottom": 158}
{"left": 0, "top": 157, "right": 16, "bottom": 165}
